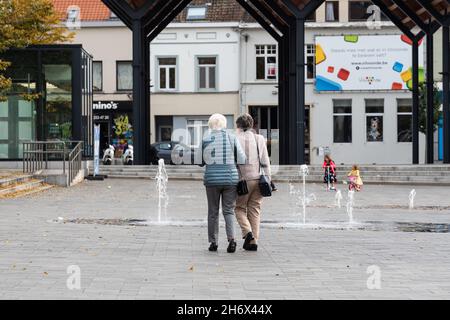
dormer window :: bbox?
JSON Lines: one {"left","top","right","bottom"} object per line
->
{"left": 67, "top": 6, "right": 80, "bottom": 23}
{"left": 186, "top": 6, "right": 207, "bottom": 21}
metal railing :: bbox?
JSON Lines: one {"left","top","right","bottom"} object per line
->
{"left": 23, "top": 141, "right": 84, "bottom": 186}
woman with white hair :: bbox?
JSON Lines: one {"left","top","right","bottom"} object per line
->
{"left": 202, "top": 113, "right": 246, "bottom": 253}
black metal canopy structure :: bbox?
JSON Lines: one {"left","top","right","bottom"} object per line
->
{"left": 102, "top": 0, "right": 450, "bottom": 165}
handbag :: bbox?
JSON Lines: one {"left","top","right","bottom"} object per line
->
{"left": 227, "top": 132, "right": 249, "bottom": 196}
{"left": 254, "top": 134, "right": 272, "bottom": 198}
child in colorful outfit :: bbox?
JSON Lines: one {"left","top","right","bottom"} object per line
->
{"left": 347, "top": 165, "right": 363, "bottom": 191}
{"left": 323, "top": 155, "right": 337, "bottom": 191}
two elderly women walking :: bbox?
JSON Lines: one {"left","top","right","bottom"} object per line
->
{"left": 202, "top": 113, "right": 271, "bottom": 253}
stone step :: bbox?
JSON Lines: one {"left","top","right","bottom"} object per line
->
{"left": 0, "top": 174, "right": 34, "bottom": 188}
{"left": 0, "top": 179, "right": 48, "bottom": 198}
{"left": 0, "top": 184, "right": 54, "bottom": 199}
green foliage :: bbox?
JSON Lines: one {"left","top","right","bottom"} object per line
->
{"left": 0, "top": 0, "right": 74, "bottom": 99}
{"left": 419, "top": 82, "right": 441, "bottom": 134}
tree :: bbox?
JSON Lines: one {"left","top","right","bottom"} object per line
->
{"left": 0, "top": 0, "right": 74, "bottom": 100}
{"left": 418, "top": 82, "right": 441, "bottom": 134}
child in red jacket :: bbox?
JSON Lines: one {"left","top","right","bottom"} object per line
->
{"left": 323, "top": 155, "right": 337, "bottom": 191}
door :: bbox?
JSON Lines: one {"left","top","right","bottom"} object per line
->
{"left": 96, "top": 121, "right": 110, "bottom": 157}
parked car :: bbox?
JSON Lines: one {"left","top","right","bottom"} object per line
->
{"left": 150, "top": 141, "right": 197, "bottom": 165}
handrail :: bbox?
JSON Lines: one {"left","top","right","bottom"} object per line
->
{"left": 23, "top": 141, "right": 83, "bottom": 186}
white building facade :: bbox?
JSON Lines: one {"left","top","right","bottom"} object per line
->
{"left": 59, "top": 0, "right": 426, "bottom": 164}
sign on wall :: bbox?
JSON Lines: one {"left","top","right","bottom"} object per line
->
{"left": 315, "top": 34, "right": 424, "bottom": 92}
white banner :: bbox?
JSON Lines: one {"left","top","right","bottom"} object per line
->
{"left": 315, "top": 34, "right": 424, "bottom": 92}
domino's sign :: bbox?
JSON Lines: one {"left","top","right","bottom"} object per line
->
{"left": 314, "top": 34, "right": 424, "bottom": 92}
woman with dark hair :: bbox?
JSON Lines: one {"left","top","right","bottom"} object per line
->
{"left": 234, "top": 114, "right": 271, "bottom": 251}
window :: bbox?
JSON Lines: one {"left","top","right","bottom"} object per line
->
{"left": 187, "top": 6, "right": 207, "bottom": 20}
{"left": 349, "top": 1, "right": 388, "bottom": 21}
{"left": 397, "top": 99, "right": 412, "bottom": 143}
{"left": 306, "top": 44, "right": 315, "bottom": 79}
{"left": 325, "top": 1, "right": 339, "bottom": 22}
{"left": 93, "top": 61, "right": 102, "bottom": 91}
{"left": 333, "top": 100, "right": 352, "bottom": 143}
{"left": 158, "top": 57, "right": 177, "bottom": 90}
{"left": 366, "top": 99, "right": 384, "bottom": 142}
{"left": 197, "top": 57, "right": 217, "bottom": 91}
{"left": 187, "top": 119, "right": 209, "bottom": 147}
{"left": 256, "top": 45, "right": 277, "bottom": 80}
{"left": 116, "top": 61, "right": 132, "bottom": 91}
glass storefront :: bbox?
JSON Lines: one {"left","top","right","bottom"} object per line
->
{"left": 93, "top": 101, "right": 133, "bottom": 157}
{"left": 0, "top": 45, "right": 93, "bottom": 160}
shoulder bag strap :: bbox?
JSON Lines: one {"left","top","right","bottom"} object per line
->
{"left": 253, "top": 133, "right": 263, "bottom": 175}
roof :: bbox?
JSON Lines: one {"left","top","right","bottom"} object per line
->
{"left": 51, "top": 0, "right": 254, "bottom": 22}
{"left": 52, "top": 0, "right": 112, "bottom": 21}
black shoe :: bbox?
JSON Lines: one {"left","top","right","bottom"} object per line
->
{"left": 227, "top": 240, "right": 237, "bottom": 253}
{"left": 209, "top": 243, "right": 218, "bottom": 252}
{"left": 243, "top": 232, "right": 254, "bottom": 250}
{"left": 247, "top": 243, "right": 258, "bottom": 251}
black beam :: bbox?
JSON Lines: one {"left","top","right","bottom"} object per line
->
{"left": 295, "top": 18, "right": 306, "bottom": 164}
{"left": 132, "top": 19, "right": 150, "bottom": 164}
{"left": 391, "top": 0, "right": 429, "bottom": 32}
{"left": 412, "top": 38, "right": 420, "bottom": 164}
{"left": 143, "top": 0, "right": 179, "bottom": 34}
{"left": 416, "top": 0, "right": 447, "bottom": 25}
{"left": 280, "top": 0, "right": 302, "bottom": 17}
{"left": 300, "top": 0, "right": 326, "bottom": 19}
{"left": 443, "top": 25, "right": 450, "bottom": 163}
{"left": 370, "top": 0, "right": 417, "bottom": 40}
{"left": 102, "top": 0, "right": 133, "bottom": 28}
{"left": 263, "top": 0, "right": 294, "bottom": 26}
{"left": 236, "top": 0, "right": 282, "bottom": 41}
{"left": 426, "top": 31, "right": 434, "bottom": 164}
{"left": 248, "top": 0, "right": 287, "bottom": 34}
{"left": 148, "top": 0, "right": 192, "bottom": 41}
{"left": 72, "top": 48, "right": 82, "bottom": 141}
{"left": 278, "top": 35, "right": 288, "bottom": 165}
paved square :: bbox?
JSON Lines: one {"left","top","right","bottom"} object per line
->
{"left": 1, "top": 178, "right": 450, "bottom": 300}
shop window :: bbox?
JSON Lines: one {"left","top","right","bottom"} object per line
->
{"left": 349, "top": 1, "right": 388, "bottom": 21}
{"left": 333, "top": 100, "right": 352, "bottom": 143}
{"left": 116, "top": 61, "right": 132, "bottom": 91}
{"left": 397, "top": 99, "right": 413, "bottom": 143}
{"left": 366, "top": 99, "right": 384, "bottom": 142}
{"left": 197, "top": 57, "right": 217, "bottom": 91}
{"left": 306, "top": 44, "right": 315, "bottom": 79}
{"left": 325, "top": 1, "right": 339, "bottom": 22}
{"left": 256, "top": 45, "right": 277, "bottom": 80}
{"left": 93, "top": 61, "right": 103, "bottom": 91}
{"left": 158, "top": 57, "right": 177, "bottom": 91}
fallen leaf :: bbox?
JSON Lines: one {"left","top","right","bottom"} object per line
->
{"left": 189, "top": 266, "right": 194, "bottom": 272}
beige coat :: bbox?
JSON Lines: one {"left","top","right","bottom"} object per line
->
{"left": 236, "top": 130, "right": 271, "bottom": 181}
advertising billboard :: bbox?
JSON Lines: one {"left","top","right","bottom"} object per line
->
{"left": 315, "top": 34, "right": 424, "bottom": 92}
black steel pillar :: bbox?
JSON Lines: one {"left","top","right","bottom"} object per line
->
{"left": 72, "top": 48, "right": 82, "bottom": 141}
{"left": 412, "top": 38, "right": 420, "bottom": 164}
{"left": 443, "top": 24, "right": 450, "bottom": 164}
{"left": 278, "top": 36, "right": 287, "bottom": 165}
{"left": 426, "top": 32, "right": 435, "bottom": 164}
{"left": 132, "top": 19, "right": 150, "bottom": 165}
{"left": 287, "top": 22, "right": 297, "bottom": 164}
{"left": 295, "top": 18, "right": 306, "bottom": 165}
